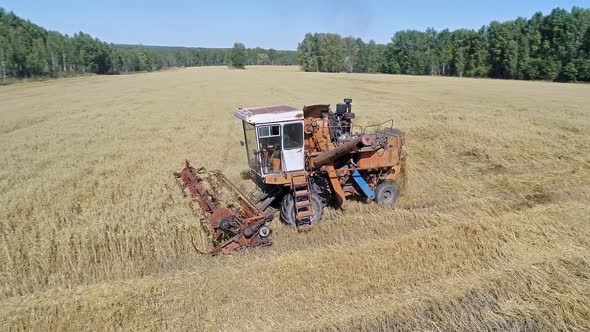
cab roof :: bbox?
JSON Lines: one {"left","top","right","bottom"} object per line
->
{"left": 234, "top": 105, "right": 304, "bottom": 124}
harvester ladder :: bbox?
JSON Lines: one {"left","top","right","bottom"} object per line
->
{"left": 291, "top": 173, "right": 314, "bottom": 229}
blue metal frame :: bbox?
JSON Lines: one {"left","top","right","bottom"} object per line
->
{"left": 351, "top": 170, "right": 375, "bottom": 200}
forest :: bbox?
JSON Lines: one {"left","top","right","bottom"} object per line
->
{"left": 2, "top": 6, "right": 590, "bottom": 82}
{"left": 0, "top": 8, "right": 297, "bottom": 81}
{"left": 298, "top": 7, "right": 590, "bottom": 82}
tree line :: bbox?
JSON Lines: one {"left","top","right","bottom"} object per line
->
{"left": 0, "top": 8, "right": 297, "bottom": 81}
{"left": 298, "top": 7, "right": 590, "bottom": 82}
{"left": 117, "top": 43, "right": 297, "bottom": 69}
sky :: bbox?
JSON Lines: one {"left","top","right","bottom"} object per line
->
{"left": 2, "top": 0, "right": 590, "bottom": 50}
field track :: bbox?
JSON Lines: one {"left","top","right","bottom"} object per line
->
{"left": 1, "top": 66, "right": 590, "bottom": 330}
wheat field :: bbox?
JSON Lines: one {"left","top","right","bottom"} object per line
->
{"left": 1, "top": 66, "right": 589, "bottom": 331}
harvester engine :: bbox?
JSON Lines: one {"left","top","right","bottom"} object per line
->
{"left": 329, "top": 98, "right": 355, "bottom": 140}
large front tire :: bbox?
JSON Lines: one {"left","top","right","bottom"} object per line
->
{"left": 280, "top": 193, "right": 324, "bottom": 228}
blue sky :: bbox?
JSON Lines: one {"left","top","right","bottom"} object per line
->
{"left": 2, "top": 0, "right": 589, "bottom": 50}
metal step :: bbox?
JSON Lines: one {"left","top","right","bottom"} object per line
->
{"left": 292, "top": 175, "right": 307, "bottom": 184}
{"left": 296, "top": 200, "right": 311, "bottom": 208}
{"left": 297, "top": 210, "right": 314, "bottom": 218}
{"left": 293, "top": 184, "right": 308, "bottom": 191}
{"left": 296, "top": 207, "right": 311, "bottom": 214}
{"left": 297, "top": 224, "right": 314, "bottom": 232}
{"left": 291, "top": 173, "right": 315, "bottom": 228}
{"left": 295, "top": 189, "right": 310, "bottom": 196}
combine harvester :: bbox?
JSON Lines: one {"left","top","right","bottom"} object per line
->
{"left": 175, "top": 99, "right": 405, "bottom": 254}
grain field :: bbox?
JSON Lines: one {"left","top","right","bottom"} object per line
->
{"left": 1, "top": 66, "right": 589, "bottom": 331}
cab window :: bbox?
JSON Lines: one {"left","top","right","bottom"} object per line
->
{"left": 257, "top": 125, "right": 280, "bottom": 138}
{"left": 283, "top": 123, "right": 303, "bottom": 150}
{"left": 257, "top": 125, "right": 281, "bottom": 151}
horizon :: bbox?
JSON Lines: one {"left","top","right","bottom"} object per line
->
{"left": 2, "top": 0, "right": 589, "bottom": 50}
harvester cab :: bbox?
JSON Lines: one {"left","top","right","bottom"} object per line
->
{"left": 234, "top": 105, "right": 306, "bottom": 176}
{"left": 175, "top": 98, "right": 405, "bottom": 254}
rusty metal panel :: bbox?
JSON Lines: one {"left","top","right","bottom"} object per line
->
{"left": 357, "top": 133, "right": 404, "bottom": 169}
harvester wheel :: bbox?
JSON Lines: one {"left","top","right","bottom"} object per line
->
{"left": 375, "top": 182, "right": 398, "bottom": 206}
{"left": 280, "top": 193, "right": 324, "bottom": 228}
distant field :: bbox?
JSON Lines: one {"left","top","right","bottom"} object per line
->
{"left": 1, "top": 65, "right": 589, "bottom": 331}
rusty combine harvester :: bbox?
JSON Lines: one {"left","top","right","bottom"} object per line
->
{"left": 175, "top": 99, "right": 405, "bottom": 254}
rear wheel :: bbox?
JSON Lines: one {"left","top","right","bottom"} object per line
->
{"left": 375, "top": 182, "right": 398, "bottom": 206}
{"left": 280, "top": 193, "right": 324, "bottom": 228}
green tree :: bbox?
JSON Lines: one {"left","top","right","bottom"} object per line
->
{"left": 319, "top": 33, "right": 344, "bottom": 72}
{"left": 387, "top": 30, "right": 431, "bottom": 75}
{"left": 562, "top": 61, "right": 578, "bottom": 81}
{"left": 0, "top": 34, "right": 11, "bottom": 81}
{"left": 365, "top": 40, "right": 384, "bottom": 72}
{"left": 229, "top": 42, "right": 247, "bottom": 69}
{"left": 297, "top": 33, "right": 320, "bottom": 71}
{"left": 342, "top": 36, "right": 361, "bottom": 72}
{"left": 542, "top": 59, "right": 560, "bottom": 80}
{"left": 436, "top": 29, "right": 453, "bottom": 75}
{"left": 28, "top": 38, "right": 48, "bottom": 75}
{"left": 488, "top": 21, "right": 520, "bottom": 78}
{"left": 267, "top": 48, "right": 277, "bottom": 65}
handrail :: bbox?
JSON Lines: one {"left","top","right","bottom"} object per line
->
{"left": 323, "top": 119, "right": 394, "bottom": 135}
{"left": 362, "top": 119, "right": 394, "bottom": 134}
